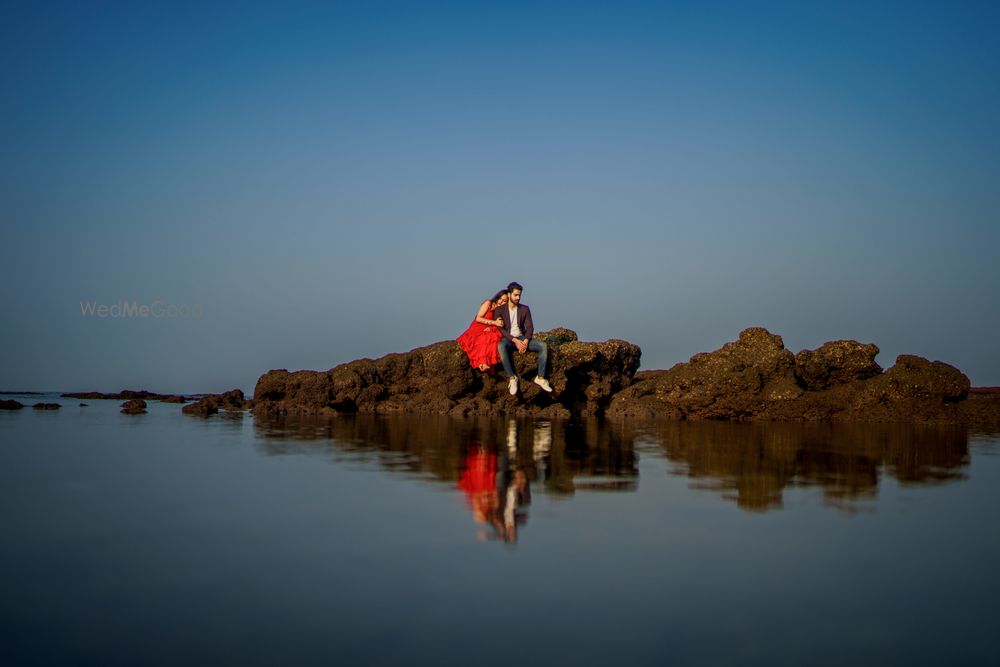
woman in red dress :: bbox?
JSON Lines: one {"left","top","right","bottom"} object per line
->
{"left": 457, "top": 289, "right": 509, "bottom": 372}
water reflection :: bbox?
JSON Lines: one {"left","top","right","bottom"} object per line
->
{"left": 254, "top": 414, "right": 639, "bottom": 496}
{"left": 458, "top": 443, "right": 531, "bottom": 543}
{"left": 252, "top": 415, "right": 970, "bottom": 520}
{"left": 645, "top": 421, "right": 970, "bottom": 513}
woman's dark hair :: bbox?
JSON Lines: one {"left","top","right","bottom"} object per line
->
{"left": 490, "top": 289, "right": 508, "bottom": 304}
{"left": 507, "top": 281, "right": 523, "bottom": 293}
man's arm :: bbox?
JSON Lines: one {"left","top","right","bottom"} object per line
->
{"left": 522, "top": 306, "right": 534, "bottom": 341}
{"left": 497, "top": 309, "right": 514, "bottom": 341}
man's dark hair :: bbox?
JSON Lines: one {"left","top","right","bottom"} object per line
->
{"left": 507, "top": 281, "right": 523, "bottom": 293}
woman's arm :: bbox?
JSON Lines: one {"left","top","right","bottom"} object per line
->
{"left": 474, "top": 300, "right": 498, "bottom": 325}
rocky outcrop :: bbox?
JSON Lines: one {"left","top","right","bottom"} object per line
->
{"left": 253, "top": 329, "right": 641, "bottom": 419}
{"left": 609, "top": 328, "right": 802, "bottom": 420}
{"left": 32, "top": 403, "right": 61, "bottom": 410}
{"left": 607, "top": 327, "right": 987, "bottom": 425}
{"left": 182, "top": 389, "right": 251, "bottom": 416}
{"left": 120, "top": 398, "right": 147, "bottom": 414}
{"left": 248, "top": 326, "right": 997, "bottom": 425}
{"left": 794, "top": 340, "right": 882, "bottom": 390}
{"left": 61, "top": 390, "right": 188, "bottom": 402}
{"left": 0, "top": 399, "right": 24, "bottom": 410}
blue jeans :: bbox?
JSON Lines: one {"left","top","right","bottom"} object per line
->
{"left": 498, "top": 338, "right": 548, "bottom": 379}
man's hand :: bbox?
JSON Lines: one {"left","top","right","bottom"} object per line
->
{"left": 515, "top": 338, "right": 529, "bottom": 354}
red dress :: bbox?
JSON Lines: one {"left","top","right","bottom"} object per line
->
{"left": 457, "top": 307, "right": 503, "bottom": 370}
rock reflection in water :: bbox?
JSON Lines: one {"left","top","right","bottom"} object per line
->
{"left": 253, "top": 414, "right": 640, "bottom": 541}
{"left": 646, "top": 421, "right": 970, "bottom": 512}
{"left": 253, "top": 415, "right": 971, "bottom": 519}
{"left": 254, "top": 414, "right": 638, "bottom": 492}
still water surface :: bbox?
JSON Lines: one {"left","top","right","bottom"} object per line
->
{"left": 2, "top": 396, "right": 999, "bottom": 665}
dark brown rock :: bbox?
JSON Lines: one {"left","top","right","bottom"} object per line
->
{"left": 608, "top": 327, "right": 801, "bottom": 420}
{"left": 120, "top": 398, "right": 147, "bottom": 414}
{"left": 1, "top": 399, "right": 24, "bottom": 410}
{"left": 795, "top": 340, "right": 882, "bottom": 390}
{"left": 247, "top": 326, "right": 998, "bottom": 425}
{"left": 182, "top": 399, "right": 218, "bottom": 416}
{"left": 252, "top": 329, "right": 641, "bottom": 419}
{"left": 62, "top": 389, "right": 182, "bottom": 401}
{"left": 607, "top": 328, "right": 993, "bottom": 425}
{"left": 182, "top": 389, "right": 251, "bottom": 417}
{"left": 841, "top": 355, "right": 971, "bottom": 423}
{"left": 159, "top": 395, "right": 188, "bottom": 403}
{"left": 957, "top": 391, "right": 1000, "bottom": 426}
{"left": 32, "top": 403, "right": 61, "bottom": 410}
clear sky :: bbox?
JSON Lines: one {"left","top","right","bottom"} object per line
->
{"left": 2, "top": 0, "right": 998, "bottom": 393}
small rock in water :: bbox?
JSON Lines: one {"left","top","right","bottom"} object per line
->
{"left": 121, "top": 398, "right": 147, "bottom": 414}
{"left": 182, "top": 389, "right": 249, "bottom": 416}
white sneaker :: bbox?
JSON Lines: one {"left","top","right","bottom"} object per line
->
{"left": 508, "top": 377, "right": 518, "bottom": 395}
{"left": 533, "top": 377, "right": 552, "bottom": 392}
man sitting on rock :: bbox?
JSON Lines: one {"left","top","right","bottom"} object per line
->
{"left": 495, "top": 281, "right": 552, "bottom": 395}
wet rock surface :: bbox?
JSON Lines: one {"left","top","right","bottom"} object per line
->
{"left": 120, "top": 398, "right": 147, "bottom": 414}
{"left": 1, "top": 399, "right": 25, "bottom": 410}
{"left": 243, "top": 326, "right": 1000, "bottom": 424}
{"left": 253, "top": 329, "right": 641, "bottom": 419}
{"left": 31, "top": 403, "right": 61, "bottom": 410}
{"left": 182, "top": 389, "right": 251, "bottom": 416}
{"left": 61, "top": 390, "right": 190, "bottom": 402}
{"left": 610, "top": 328, "right": 802, "bottom": 421}
{"left": 794, "top": 340, "right": 882, "bottom": 390}
{"left": 608, "top": 327, "right": 993, "bottom": 425}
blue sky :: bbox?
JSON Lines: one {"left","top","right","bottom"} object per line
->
{"left": 2, "top": 0, "right": 998, "bottom": 393}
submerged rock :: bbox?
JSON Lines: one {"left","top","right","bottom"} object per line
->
{"left": 120, "top": 398, "right": 147, "bottom": 414}
{"left": 62, "top": 389, "right": 181, "bottom": 401}
{"left": 182, "top": 389, "right": 251, "bottom": 417}
{"left": 252, "top": 329, "right": 641, "bottom": 419}
{"left": 32, "top": 403, "right": 61, "bottom": 410}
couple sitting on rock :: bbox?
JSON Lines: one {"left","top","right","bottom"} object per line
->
{"left": 457, "top": 281, "right": 552, "bottom": 396}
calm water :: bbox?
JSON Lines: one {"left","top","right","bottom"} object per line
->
{"left": 2, "top": 395, "right": 999, "bottom": 666}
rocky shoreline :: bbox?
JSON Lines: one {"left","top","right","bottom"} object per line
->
{"left": 60, "top": 390, "right": 189, "bottom": 403}
{"left": 607, "top": 328, "right": 988, "bottom": 425}
{"left": 251, "top": 327, "right": 1000, "bottom": 426}
{"left": 252, "top": 328, "right": 639, "bottom": 420}
{"left": 6, "top": 327, "right": 999, "bottom": 426}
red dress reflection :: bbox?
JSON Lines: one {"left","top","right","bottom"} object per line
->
{"left": 458, "top": 447, "right": 498, "bottom": 526}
